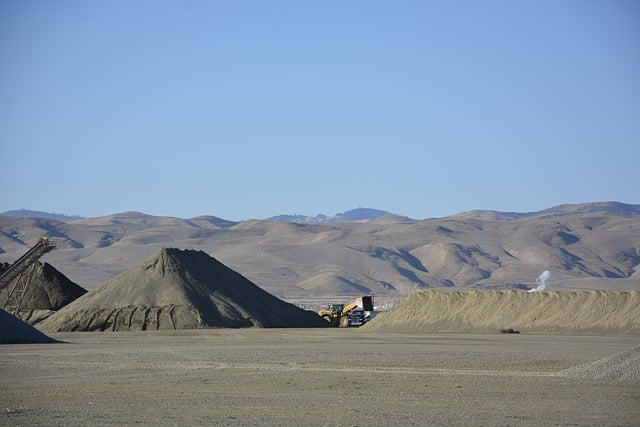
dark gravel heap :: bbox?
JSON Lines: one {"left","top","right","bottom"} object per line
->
{"left": 38, "top": 248, "right": 327, "bottom": 331}
{"left": 0, "top": 262, "right": 87, "bottom": 325}
{"left": 0, "top": 262, "right": 87, "bottom": 311}
{"left": 0, "top": 308, "right": 59, "bottom": 344}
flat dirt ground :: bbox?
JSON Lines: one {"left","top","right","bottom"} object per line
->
{"left": 1, "top": 329, "right": 639, "bottom": 426}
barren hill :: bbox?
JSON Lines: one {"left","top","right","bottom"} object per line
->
{"left": 1, "top": 203, "right": 639, "bottom": 302}
{"left": 364, "top": 290, "right": 640, "bottom": 335}
{"left": 37, "top": 248, "right": 327, "bottom": 332}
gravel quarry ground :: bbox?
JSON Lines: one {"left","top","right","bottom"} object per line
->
{"left": 1, "top": 329, "right": 639, "bottom": 426}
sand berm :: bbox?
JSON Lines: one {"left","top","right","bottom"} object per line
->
{"left": 364, "top": 289, "right": 640, "bottom": 335}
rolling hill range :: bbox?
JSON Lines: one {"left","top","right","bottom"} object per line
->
{"left": 1, "top": 203, "right": 639, "bottom": 304}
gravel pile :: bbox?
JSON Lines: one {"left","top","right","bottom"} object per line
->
{"left": 37, "top": 248, "right": 327, "bottom": 331}
{"left": 0, "top": 308, "right": 58, "bottom": 344}
{"left": 558, "top": 345, "right": 640, "bottom": 381}
{"left": 0, "top": 262, "right": 87, "bottom": 312}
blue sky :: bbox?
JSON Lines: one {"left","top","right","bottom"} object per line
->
{"left": 1, "top": 1, "right": 638, "bottom": 220}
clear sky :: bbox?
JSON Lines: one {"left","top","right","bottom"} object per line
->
{"left": 1, "top": 1, "right": 639, "bottom": 221}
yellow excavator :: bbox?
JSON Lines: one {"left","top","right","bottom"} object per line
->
{"left": 318, "top": 295, "right": 374, "bottom": 327}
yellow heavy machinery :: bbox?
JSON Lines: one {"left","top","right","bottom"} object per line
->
{"left": 318, "top": 295, "right": 374, "bottom": 327}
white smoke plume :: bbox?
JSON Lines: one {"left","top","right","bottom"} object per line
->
{"left": 528, "top": 270, "right": 550, "bottom": 292}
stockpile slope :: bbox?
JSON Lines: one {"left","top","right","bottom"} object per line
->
{"left": 365, "top": 290, "right": 640, "bottom": 335}
{"left": 558, "top": 344, "right": 640, "bottom": 381}
{"left": 0, "top": 309, "right": 59, "bottom": 344}
{"left": 37, "top": 248, "right": 327, "bottom": 332}
{"left": 0, "top": 262, "right": 87, "bottom": 325}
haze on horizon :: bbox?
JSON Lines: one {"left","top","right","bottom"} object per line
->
{"left": 1, "top": 1, "right": 638, "bottom": 221}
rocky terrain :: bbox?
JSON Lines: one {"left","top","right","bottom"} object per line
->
{"left": 0, "top": 203, "right": 638, "bottom": 303}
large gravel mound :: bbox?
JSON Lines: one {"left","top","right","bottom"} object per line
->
{"left": 0, "top": 262, "right": 87, "bottom": 310}
{"left": 365, "top": 290, "right": 640, "bottom": 335}
{"left": 0, "top": 262, "right": 87, "bottom": 325}
{"left": 0, "top": 309, "right": 59, "bottom": 344}
{"left": 558, "top": 345, "right": 640, "bottom": 381}
{"left": 37, "top": 248, "right": 327, "bottom": 331}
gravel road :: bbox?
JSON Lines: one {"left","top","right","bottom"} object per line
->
{"left": 1, "top": 329, "right": 639, "bottom": 426}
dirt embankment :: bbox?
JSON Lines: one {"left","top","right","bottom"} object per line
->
{"left": 365, "top": 290, "right": 640, "bottom": 335}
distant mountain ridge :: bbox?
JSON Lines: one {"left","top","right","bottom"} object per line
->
{"left": 457, "top": 202, "right": 640, "bottom": 220}
{"left": 1, "top": 202, "right": 639, "bottom": 298}
{"left": 267, "top": 208, "right": 392, "bottom": 224}
{"left": 2, "top": 203, "right": 638, "bottom": 223}
{"left": 1, "top": 210, "right": 84, "bottom": 221}
{"left": 1, "top": 208, "right": 391, "bottom": 224}
{"left": 269, "top": 202, "right": 640, "bottom": 223}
